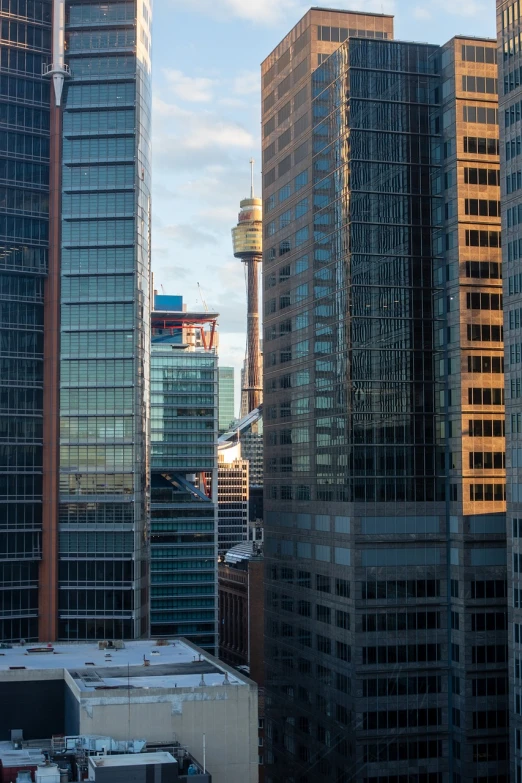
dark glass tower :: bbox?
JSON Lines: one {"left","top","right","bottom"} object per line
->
{"left": 497, "top": 1, "right": 522, "bottom": 779}
{"left": 56, "top": 0, "right": 152, "bottom": 640}
{"left": 0, "top": 0, "right": 51, "bottom": 641}
{"left": 263, "top": 18, "right": 508, "bottom": 782}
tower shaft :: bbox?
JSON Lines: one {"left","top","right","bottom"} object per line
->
{"left": 245, "top": 256, "right": 262, "bottom": 412}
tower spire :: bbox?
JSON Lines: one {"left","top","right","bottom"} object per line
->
{"left": 249, "top": 158, "right": 255, "bottom": 199}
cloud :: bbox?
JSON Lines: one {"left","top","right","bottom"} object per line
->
{"left": 438, "top": 0, "right": 487, "bottom": 15}
{"left": 152, "top": 97, "right": 256, "bottom": 172}
{"left": 233, "top": 70, "right": 260, "bottom": 95}
{"left": 413, "top": 6, "right": 431, "bottom": 19}
{"left": 163, "top": 69, "right": 215, "bottom": 102}
{"left": 159, "top": 223, "right": 218, "bottom": 248}
{"left": 168, "top": 0, "right": 395, "bottom": 25}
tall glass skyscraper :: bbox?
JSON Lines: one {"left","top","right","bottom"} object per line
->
{"left": 497, "top": 1, "right": 522, "bottom": 779}
{"left": 262, "top": 10, "right": 508, "bottom": 783}
{"left": 56, "top": 0, "right": 152, "bottom": 640}
{"left": 150, "top": 296, "right": 218, "bottom": 652}
{"left": 0, "top": 0, "right": 152, "bottom": 642}
{"left": 0, "top": 0, "right": 51, "bottom": 642}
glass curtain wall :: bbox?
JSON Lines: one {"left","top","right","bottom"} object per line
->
{"left": 264, "top": 38, "right": 444, "bottom": 782}
{"left": 0, "top": 0, "right": 51, "bottom": 641}
{"left": 58, "top": 0, "right": 152, "bottom": 639}
{"left": 150, "top": 346, "right": 218, "bottom": 653}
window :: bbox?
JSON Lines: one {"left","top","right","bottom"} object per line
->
{"left": 465, "top": 230, "right": 501, "bottom": 247}
{"left": 336, "top": 578, "right": 350, "bottom": 597}
{"left": 466, "top": 292, "right": 502, "bottom": 310}
{"left": 465, "top": 261, "right": 501, "bottom": 279}
{"left": 469, "top": 419, "right": 505, "bottom": 437}
{"left": 316, "top": 574, "right": 330, "bottom": 593}
{"left": 463, "top": 105, "right": 498, "bottom": 124}
{"left": 462, "top": 44, "right": 497, "bottom": 63}
{"left": 466, "top": 324, "right": 503, "bottom": 342}
{"left": 462, "top": 75, "right": 498, "bottom": 94}
{"left": 465, "top": 199, "right": 500, "bottom": 217}
{"left": 463, "top": 136, "right": 499, "bottom": 155}
{"left": 316, "top": 604, "right": 330, "bottom": 624}
{"left": 464, "top": 167, "right": 500, "bottom": 186}
{"left": 469, "top": 484, "right": 507, "bottom": 501}
{"left": 469, "top": 452, "right": 505, "bottom": 469}
{"left": 471, "top": 579, "right": 507, "bottom": 598}
{"left": 467, "top": 355, "right": 504, "bottom": 373}
{"left": 467, "top": 387, "right": 504, "bottom": 405}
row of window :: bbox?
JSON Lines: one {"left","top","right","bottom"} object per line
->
{"left": 362, "top": 580, "right": 440, "bottom": 601}
{"left": 466, "top": 324, "right": 504, "bottom": 343}
{"left": 462, "top": 76, "right": 498, "bottom": 95}
{"left": 465, "top": 198, "right": 500, "bottom": 217}
{"left": 467, "top": 355, "right": 504, "bottom": 373}
{"left": 362, "top": 611, "right": 440, "bottom": 633}
{"left": 465, "top": 261, "right": 501, "bottom": 280}
{"left": 0, "top": 74, "right": 49, "bottom": 105}
{"left": 0, "top": 19, "right": 50, "bottom": 50}
{"left": 363, "top": 675, "right": 441, "bottom": 699}
{"left": 463, "top": 135, "right": 499, "bottom": 155}
{"left": 505, "top": 98, "right": 522, "bottom": 128}
{"left": 508, "top": 272, "right": 522, "bottom": 294}
{"left": 0, "top": 46, "right": 46, "bottom": 76}
{"left": 468, "top": 419, "right": 505, "bottom": 437}
{"left": 467, "top": 387, "right": 504, "bottom": 405}
{"left": 66, "top": 29, "right": 136, "bottom": 52}
{"left": 506, "top": 170, "right": 522, "bottom": 195}
{"left": 463, "top": 105, "right": 498, "bottom": 125}
{"left": 462, "top": 43, "right": 497, "bottom": 63}
{"left": 465, "top": 230, "right": 501, "bottom": 247}
{"left": 469, "top": 452, "right": 505, "bottom": 469}
{"left": 469, "top": 483, "right": 506, "bottom": 501}
{"left": 264, "top": 199, "right": 308, "bottom": 236}
{"left": 363, "top": 741, "right": 442, "bottom": 764}
{"left": 466, "top": 292, "right": 502, "bottom": 310}
{"left": 504, "top": 63, "right": 522, "bottom": 96}
{"left": 363, "top": 709, "right": 442, "bottom": 731}
{"left": 464, "top": 167, "right": 500, "bottom": 186}
{"left": 505, "top": 134, "right": 522, "bottom": 162}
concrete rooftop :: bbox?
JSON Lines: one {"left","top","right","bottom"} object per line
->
{"left": 0, "top": 640, "right": 247, "bottom": 691}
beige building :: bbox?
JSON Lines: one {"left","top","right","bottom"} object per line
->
{"left": 0, "top": 640, "right": 259, "bottom": 783}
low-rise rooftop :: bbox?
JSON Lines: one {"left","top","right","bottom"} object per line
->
{"left": 0, "top": 640, "right": 247, "bottom": 691}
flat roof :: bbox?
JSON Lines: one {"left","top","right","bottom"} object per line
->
{"left": 90, "top": 752, "right": 176, "bottom": 768}
{"left": 310, "top": 6, "right": 393, "bottom": 17}
{"left": 0, "top": 640, "right": 248, "bottom": 691}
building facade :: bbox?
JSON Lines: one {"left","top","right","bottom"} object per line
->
{"left": 150, "top": 296, "right": 218, "bottom": 652}
{"left": 262, "top": 11, "right": 507, "bottom": 783}
{"left": 218, "top": 366, "right": 235, "bottom": 434}
{"left": 56, "top": 0, "right": 152, "bottom": 641}
{"left": 216, "top": 440, "right": 249, "bottom": 554}
{"left": 0, "top": 0, "right": 51, "bottom": 642}
{"left": 497, "top": 1, "right": 522, "bottom": 779}
{"left": 0, "top": 0, "right": 152, "bottom": 643}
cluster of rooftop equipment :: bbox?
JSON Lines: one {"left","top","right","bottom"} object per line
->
{"left": 1, "top": 732, "right": 208, "bottom": 783}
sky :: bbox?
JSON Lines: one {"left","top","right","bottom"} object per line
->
{"left": 150, "top": 0, "right": 497, "bottom": 415}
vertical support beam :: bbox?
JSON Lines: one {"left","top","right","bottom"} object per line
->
{"left": 39, "top": 101, "right": 61, "bottom": 641}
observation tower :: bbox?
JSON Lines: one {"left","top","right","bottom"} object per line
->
{"left": 232, "top": 161, "right": 263, "bottom": 413}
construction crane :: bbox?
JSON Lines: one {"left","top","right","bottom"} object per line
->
{"left": 197, "top": 282, "right": 209, "bottom": 313}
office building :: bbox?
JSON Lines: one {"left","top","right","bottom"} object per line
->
{"left": 55, "top": 0, "right": 152, "bottom": 642}
{"left": 498, "top": 1, "right": 522, "bottom": 779}
{"left": 216, "top": 439, "right": 249, "bottom": 554}
{"left": 262, "top": 10, "right": 507, "bottom": 782}
{"left": 218, "top": 541, "right": 264, "bottom": 684}
{"left": 0, "top": 638, "right": 259, "bottom": 783}
{"left": 218, "top": 366, "right": 235, "bottom": 434}
{"left": 0, "top": 0, "right": 51, "bottom": 643}
{"left": 150, "top": 295, "right": 218, "bottom": 652}
{"left": 0, "top": 0, "right": 152, "bottom": 642}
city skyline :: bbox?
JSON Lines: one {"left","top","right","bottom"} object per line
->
{"left": 151, "top": 0, "right": 497, "bottom": 385}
